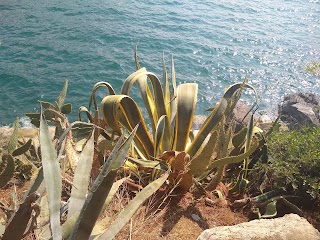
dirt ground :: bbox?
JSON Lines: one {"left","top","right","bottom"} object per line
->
{"left": 114, "top": 191, "right": 248, "bottom": 240}
{"left": 1, "top": 176, "right": 320, "bottom": 240}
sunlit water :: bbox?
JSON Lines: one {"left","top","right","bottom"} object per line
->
{"left": 1, "top": 0, "right": 319, "bottom": 126}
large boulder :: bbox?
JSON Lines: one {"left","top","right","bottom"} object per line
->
{"left": 279, "top": 93, "right": 320, "bottom": 129}
{"left": 197, "top": 214, "right": 320, "bottom": 240}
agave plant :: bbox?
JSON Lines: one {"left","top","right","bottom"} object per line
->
{"left": 0, "top": 79, "right": 171, "bottom": 240}
{"left": 0, "top": 51, "right": 262, "bottom": 239}
{"left": 0, "top": 118, "right": 37, "bottom": 188}
{"left": 84, "top": 49, "right": 260, "bottom": 193}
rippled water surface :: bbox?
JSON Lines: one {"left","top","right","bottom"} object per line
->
{"left": 1, "top": 0, "right": 319, "bottom": 125}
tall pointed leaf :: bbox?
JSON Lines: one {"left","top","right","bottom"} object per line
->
{"left": 170, "top": 55, "right": 177, "bottom": 133}
{"left": 69, "top": 125, "right": 138, "bottom": 240}
{"left": 68, "top": 130, "right": 95, "bottom": 219}
{"left": 162, "top": 53, "right": 171, "bottom": 118}
{"left": 61, "top": 178, "right": 126, "bottom": 239}
{"left": 174, "top": 83, "right": 198, "bottom": 151}
{"left": 100, "top": 95, "right": 154, "bottom": 158}
{"left": 187, "top": 82, "right": 257, "bottom": 157}
{"left": 96, "top": 171, "right": 169, "bottom": 240}
{"left": 188, "top": 131, "right": 218, "bottom": 177}
{"left": 56, "top": 80, "right": 68, "bottom": 110}
{"left": 39, "top": 107, "right": 62, "bottom": 240}
{"left": 244, "top": 114, "right": 254, "bottom": 177}
{"left": 154, "top": 115, "right": 167, "bottom": 157}
{"left": 88, "top": 82, "right": 116, "bottom": 111}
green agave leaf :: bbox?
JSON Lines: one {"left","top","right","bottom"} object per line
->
{"left": 251, "top": 190, "right": 282, "bottom": 204}
{"left": 223, "top": 118, "right": 234, "bottom": 156}
{"left": 61, "top": 103, "right": 72, "bottom": 114}
{"left": 187, "top": 99, "right": 227, "bottom": 157}
{"left": 120, "top": 67, "right": 147, "bottom": 95}
{"left": 228, "top": 170, "right": 249, "bottom": 195}
{"left": 206, "top": 141, "right": 259, "bottom": 169}
{"left": 162, "top": 53, "right": 171, "bottom": 120}
{"left": 243, "top": 114, "right": 254, "bottom": 177}
{"left": 216, "top": 116, "right": 228, "bottom": 159}
{"left": 260, "top": 200, "right": 277, "bottom": 218}
{"left": 187, "top": 82, "right": 257, "bottom": 158}
{"left": 120, "top": 68, "right": 158, "bottom": 132}
{"left": 205, "top": 119, "right": 233, "bottom": 191}
{"left": 39, "top": 106, "right": 62, "bottom": 240}
{"left": 128, "top": 157, "right": 168, "bottom": 171}
{"left": 120, "top": 67, "right": 172, "bottom": 152}
{"left": 68, "top": 130, "right": 95, "bottom": 219}
{"left": 101, "top": 177, "right": 127, "bottom": 213}
{"left": 8, "top": 118, "right": 19, "bottom": 154}
{"left": 188, "top": 131, "right": 218, "bottom": 177}
{"left": 132, "top": 50, "right": 158, "bottom": 131}
{"left": 78, "top": 106, "right": 94, "bottom": 123}
{"left": 25, "top": 113, "right": 41, "bottom": 128}
{"left": 134, "top": 44, "right": 141, "bottom": 70}
{"left": 171, "top": 55, "right": 177, "bottom": 96}
{"left": 88, "top": 81, "right": 116, "bottom": 111}
{"left": 169, "top": 55, "right": 177, "bottom": 134}
{"left": 56, "top": 80, "right": 68, "bottom": 110}
{"left": 12, "top": 139, "right": 32, "bottom": 157}
{"left": 145, "top": 72, "right": 167, "bottom": 122}
{"left": 0, "top": 154, "right": 15, "bottom": 188}
{"left": 96, "top": 171, "right": 169, "bottom": 240}
{"left": 100, "top": 95, "right": 154, "bottom": 159}
{"left": 232, "top": 127, "right": 247, "bottom": 148}
{"left": 154, "top": 115, "right": 167, "bottom": 157}
{"left": 38, "top": 101, "right": 56, "bottom": 110}
{"left": 136, "top": 72, "right": 158, "bottom": 133}
{"left": 61, "top": 178, "right": 126, "bottom": 239}
{"left": 174, "top": 83, "right": 198, "bottom": 151}
{"left": 69, "top": 125, "right": 137, "bottom": 240}
{"left": 89, "top": 178, "right": 127, "bottom": 238}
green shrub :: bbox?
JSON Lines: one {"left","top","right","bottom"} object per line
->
{"left": 306, "top": 60, "right": 320, "bottom": 76}
{"left": 267, "top": 127, "right": 320, "bottom": 201}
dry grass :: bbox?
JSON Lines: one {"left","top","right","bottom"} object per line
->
{"left": 112, "top": 187, "right": 248, "bottom": 240}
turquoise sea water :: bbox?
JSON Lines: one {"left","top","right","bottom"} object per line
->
{"left": 1, "top": 0, "right": 319, "bottom": 126}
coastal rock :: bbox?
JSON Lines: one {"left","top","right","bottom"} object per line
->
{"left": 192, "top": 115, "right": 208, "bottom": 130}
{"left": 232, "top": 101, "right": 252, "bottom": 132}
{"left": 192, "top": 101, "right": 254, "bottom": 133}
{"left": 257, "top": 114, "right": 273, "bottom": 131}
{"left": 197, "top": 214, "right": 320, "bottom": 240}
{"left": 279, "top": 93, "right": 320, "bottom": 129}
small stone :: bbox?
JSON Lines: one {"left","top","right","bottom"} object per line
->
{"left": 191, "top": 214, "right": 201, "bottom": 222}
